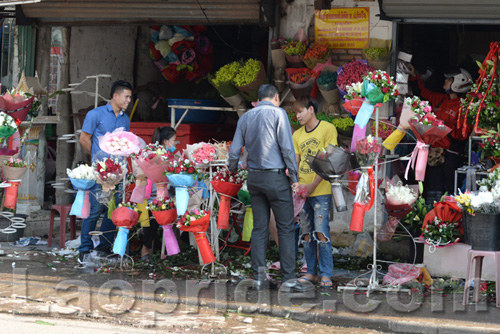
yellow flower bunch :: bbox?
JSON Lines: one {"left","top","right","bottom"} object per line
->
{"left": 454, "top": 191, "right": 473, "bottom": 214}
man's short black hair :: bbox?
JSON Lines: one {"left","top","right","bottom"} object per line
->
{"left": 110, "top": 80, "right": 132, "bottom": 98}
{"left": 294, "top": 95, "right": 319, "bottom": 114}
{"left": 258, "top": 84, "right": 279, "bottom": 101}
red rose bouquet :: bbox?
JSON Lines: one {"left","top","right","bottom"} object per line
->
{"left": 148, "top": 197, "right": 180, "bottom": 256}
{"left": 165, "top": 157, "right": 200, "bottom": 216}
{"left": 177, "top": 208, "right": 214, "bottom": 264}
{"left": 93, "top": 157, "right": 127, "bottom": 193}
{"left": 211, "top": 167, "right": 247, "bottom": 229}
{"left": 111, "top": 202, "right": 140, "bottom": 258}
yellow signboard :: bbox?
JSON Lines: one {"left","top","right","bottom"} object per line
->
{"left": 315, "top": 7, "right": 369, "bottom": 49}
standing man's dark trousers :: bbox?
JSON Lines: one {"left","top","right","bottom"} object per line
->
{"left": 247, "top": 169, "right": 296, "bottom": 283}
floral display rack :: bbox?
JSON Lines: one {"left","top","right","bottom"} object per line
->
{"left": 337, "top": 107, "right": 411, "bottom": 296}
{"left": 196, "top": 159, "right": 231, "bottom": 278}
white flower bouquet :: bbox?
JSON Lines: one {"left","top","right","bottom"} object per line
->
{"left": 385, "top": 181, "right": 418, "bottom": 219}
{"left": 66, "top": 164, "right": 96, "bottom": 218}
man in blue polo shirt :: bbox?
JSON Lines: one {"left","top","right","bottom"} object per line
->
{"left": 78, "top": 80, "right": 132, "bottom": 263}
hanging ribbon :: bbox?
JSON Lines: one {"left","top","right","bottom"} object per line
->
{"left": 405, "top": 141, "right": 429, "bottom": 181}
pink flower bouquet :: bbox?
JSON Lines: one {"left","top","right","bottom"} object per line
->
{"left": 98, "top": 127, "right": 145, "bottom": 156}
{"left": 134, "top": 143, "right": 172, "bottom": 199}
{"left": 184, "top": 142, "right": 218, "bottom": 164}
{"left": 405, "top": 113, "right": 451, "bottom": 181}
{"left": 383, "top": 96, "right": 432, "bottom": 151}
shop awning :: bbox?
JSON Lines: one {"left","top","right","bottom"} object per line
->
{"left": 379, "top": 0, "right": 500, "bottom": 23}
{"left": 20, "top": 0, "right": 273, "bottom": 26}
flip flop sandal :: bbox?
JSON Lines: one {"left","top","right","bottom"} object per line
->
{"left": 319, "top": 279, "right": 333, "bottom": 289}
{"left": 141, "top": 254, "right": 152, "bottom": 263}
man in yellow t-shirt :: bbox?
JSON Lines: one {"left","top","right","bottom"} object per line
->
{"left": 292, "top": 95, "right": 338, "bottom": 289}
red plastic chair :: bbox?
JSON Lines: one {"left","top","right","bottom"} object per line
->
{"left": 48, "top": 204, "right": 76, "bottom": 249}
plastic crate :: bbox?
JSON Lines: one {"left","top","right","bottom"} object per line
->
{"left": 129, "top": 122, "right": 235, "bottom": 153}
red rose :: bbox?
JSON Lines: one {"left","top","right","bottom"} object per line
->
{"left": 187, "top": 167, "right": 195, "bottom": 174}
{"left": 148, "top": 153, "right": 156, "bottom": 160}
{"left": 382, "top": 87, "right": 390, "bottom": 93}
{"left": 175, "top": 167, "right": 181, "bottom": 173}
{"left": 496, "top": 101, "right": 500, "bottom": 107}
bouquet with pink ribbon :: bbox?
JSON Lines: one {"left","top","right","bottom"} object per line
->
{"left": 134, "top": 143, "right": 172, "bottom": 199}
{"left": 405, "top": 113, "right": 451, "bottom": 181}
{"left": 383, "top": 96, "right": 432, "bottom": 151}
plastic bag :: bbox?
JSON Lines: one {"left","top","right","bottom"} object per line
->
{"left": 377, "top": 217, "right": 399, "bottom": 242}
{"left": 348, "top": 232, "right": 373, "bottom": 258}
{"left": 382, "top": 263, "right": 421, "bottom": 286}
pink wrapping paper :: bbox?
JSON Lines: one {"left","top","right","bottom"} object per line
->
{"left": 405, "top": 140, "right": 429, "bottom": 181}
{"left": 350, "top": 124, "right": 367, "bottom": 152}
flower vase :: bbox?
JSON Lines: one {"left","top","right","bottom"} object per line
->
{"left": 152, "top": 209, "right": 180, "bottom": 256}
{"left": 112, "top": 227, "right": 129, "bottom": 258}
{"left": 242, "top": 206, "right": 253, "bottom": 242}
{"left": 211, "top": 181, "right": 242, "bottom": 229}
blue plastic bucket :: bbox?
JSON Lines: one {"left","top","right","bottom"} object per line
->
{"left": 166, "top": 99, "right": 222, "bottom": 124}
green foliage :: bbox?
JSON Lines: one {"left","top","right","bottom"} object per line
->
{"left": 363, "top": 47, "right": 389, "bottom": 61}
{"left": 331, "top": 117, "right": 354, "bottom": 131}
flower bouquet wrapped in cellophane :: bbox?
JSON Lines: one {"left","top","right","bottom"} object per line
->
{"left": 384, "top": 178, "right": 418, "bottom": 219}
{"left": 177, "top": 209, "right": 214, "bottom": 264}
{"left": 67, "top": 164, "right": 96, "bottom": 218}
{"left": 134, "top": 143, "right": 172, "bottom": 199}
{"left": 149, "top": 197, "right": 180, "bottom": 256}
{"left": 184, "top": 142, "right": 218, "bottom": 165}
{"left": 383, "top": 96, "right": 432, "bottom": 151}
{"left": 350, "top": 136, "right": 382, "bottom": 232}
{"left": 111, "top": 202, "right": 141, "bottom": 258}
{"left": 405, "top": 113, "right": 451, "bottom": 181}
{"left": 93, "top": 157, "right": 128, "bottom": 206}
{"left": 97, "top": 127, "right": 145, "bottom": 157}
{"left": 165, "top": 157, "right": 200, "bottom": 216}
{"left": 344, "top": 70, "right": 399, "bottom": 152}
{"left": 0, "top": 90, "right": 35, "bottom": 122}
{"left": 211, "top": 166, "right": 247, "bottom": 229}
{"left": 306, "top": 144, "right": 351, "bottom": 212}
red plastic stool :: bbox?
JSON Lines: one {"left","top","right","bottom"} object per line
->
{"left": 463, "top": 249, "right": 500, "bottom": 308}
{"left": 48, "top": 204, "right": 77, "bottom": 249}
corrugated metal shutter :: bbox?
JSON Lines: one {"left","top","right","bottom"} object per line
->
{"left": 380, "top": 0, "right": 500, "bottom": 21}
{"left": 21, "top": 0, "right": 268, "bottom": 26}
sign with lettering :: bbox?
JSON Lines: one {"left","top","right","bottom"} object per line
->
{"left": 315, "top": 7, "right": 370, "bottom": 49}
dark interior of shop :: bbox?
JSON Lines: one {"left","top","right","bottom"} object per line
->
{"left": 398, "top": 23, "right": 500, "bottom": 92}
